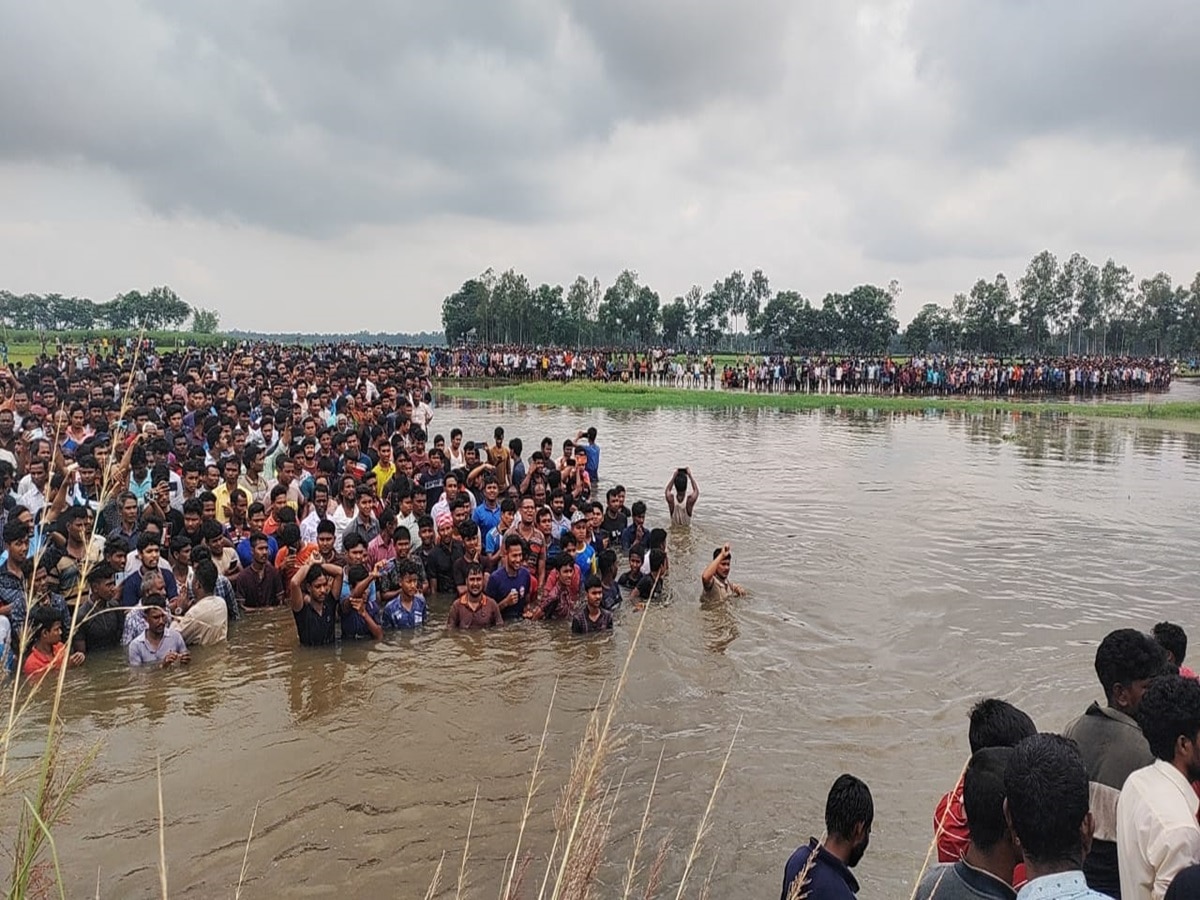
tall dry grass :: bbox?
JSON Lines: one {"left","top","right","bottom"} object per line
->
{"left": 3, "top": 336, "right": 146, "bottom": 898}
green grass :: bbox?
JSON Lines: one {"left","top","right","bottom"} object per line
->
{"left": 438, "top": 380, "right": 1200, "bottom": 420}
{"left": 1, "top": 332, "right": 223, "bottom": 367}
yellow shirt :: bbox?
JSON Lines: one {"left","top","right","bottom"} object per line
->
{"left": 373, "top": 462, "right": 396, "bottom": 497}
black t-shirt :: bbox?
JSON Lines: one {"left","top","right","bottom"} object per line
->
{"left": 600, "top": 510, "right": 628, "bottom": 546}
{"left": 452, "top": 554, "right": 484, "bottom": 591}
{"left": 634, "top": 574, "right": 663, "bottom": 601}
{"left": 426, "top": 541, "right": 463, "bottom": 594}
{"left": 75, "top": 599, "right": 125, "bottom": 653}
{"left": 293, "top": 595, "right": 337, "bottom": 646}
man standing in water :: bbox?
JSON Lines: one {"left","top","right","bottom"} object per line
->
{"left": 665, "top": 467, "right": 698, "bottom": 527}
{"left": 288, "top": 556, "right": 343, "bottom": 647}
{"left": 447, "top": 563, "right": 503, "bottom": 629}
{"left": 700, "top": 545, "right": 746, "bottom": 601}
{"left": 1063, "top": 629, "right": 1167, "bottom": 897}
{"left": 780, "top": 774, "right": 873, "bottom": 900}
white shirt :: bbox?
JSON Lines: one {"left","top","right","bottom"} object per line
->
{"left": 176, "top": 594, "right": 228, "bottom": 646}
{"left": 1117, "top": 758, "right": 1200, "bottom": 900}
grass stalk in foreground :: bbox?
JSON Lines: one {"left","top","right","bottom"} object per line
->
{"left": 439, "top": 380, "right": 1200, "bottom": 421}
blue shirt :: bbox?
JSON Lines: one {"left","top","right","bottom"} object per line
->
{"left": 485, "top": 566, "right": 532, "bottom": 619}
{"left": 235, "top": 534, "right": 278, "bottom": 569}
{"left": 339, "top": 594, "right": 381, "bottom": 640}
{"left": 581, "top": 443, "right": 599, "bottom": 481}
{"left": 381, "top": 595, "right": 427, "bottom": 630}
{"left": 1016, "top": 872, "right": 1110, "bottom": 900}
{"left": 780, "top": 840, "right": 858, "bottom": 900}
{"left": 472, "top": 502, "right": 502, "bottom": 536}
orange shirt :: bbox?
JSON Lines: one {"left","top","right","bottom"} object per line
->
{"left": 22, "top": 643, "right": 66, "bottom": 680}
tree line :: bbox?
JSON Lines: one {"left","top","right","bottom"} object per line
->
{"left": 443, "top": 253, "right": 1200, "bottom": 357}
{"left": 0, "top": 287, "right": 220, "bottom": 334}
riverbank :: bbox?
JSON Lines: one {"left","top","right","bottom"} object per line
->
{"left": 437, "top": 380, "right": 1200, "bottom": 420}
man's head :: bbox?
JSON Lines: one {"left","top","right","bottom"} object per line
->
{"left": 584, "top": 574, "right": 603, "bottom": 609}
{"left": 249, "top": 532, "right": 270, "bottom": 566}
{"left": 1137, "top": 675, "right": 1200, "bottom": 779}
{"left": 1154, "top": 622, "right": 1189, "bottom": 668}
{"left": 86, "top": 561, "right": 119, "bottom": 604}
{"left": 824, "top": 774, "right": 873, "bottom": 869}
{"left": 968, "top": 698, "right": 1038, "bottom": 755}
{"left": 465, "top": 562, "right": 485, "bottom": 598}
{"left": 137, "top": 533, "right": 162, "bottom": 570}
{"left": 503, "top": 534, "right": 524, "bottom": 572}
{"left": 963, "top": 748, "right": 1017, "bottom": 856}
{"left": 1095, "top": 629, "right": 1168, "bottom": 714}
{"left": 1003, "top": 734, "right": 1091, "bottom": 871}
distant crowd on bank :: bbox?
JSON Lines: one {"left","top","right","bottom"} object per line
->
{"left": 783, "top": 624, "right": 1200, "bottom": 900}
{"left": 430, "top": 346, "right": 1174, "bottom": 397}
{"left": 0, "top": 341, "right": 753, "bottom": 682}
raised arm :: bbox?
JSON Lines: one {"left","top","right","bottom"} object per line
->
{"left": 701, "top": 544, "right": 729, "bottom": 590}
{"left": 685, "top": 468, "right": 699, "bottom": 514}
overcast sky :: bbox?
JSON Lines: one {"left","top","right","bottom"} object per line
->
{"left": 2, "top": 1, "right": 1197, "bottom": 333}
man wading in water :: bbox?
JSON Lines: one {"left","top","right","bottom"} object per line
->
{"left": 665, "top": 467, "right": 698, "bottom": 527}
{"left": 700, "top": 544, "right": 745, "bottom": 602}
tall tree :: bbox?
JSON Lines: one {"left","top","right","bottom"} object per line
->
{"left": 1017, "top": 251, "right": 1062, "bottom": 351}
{"left": 660, "top": 297, "right": 691, "bottom": 346}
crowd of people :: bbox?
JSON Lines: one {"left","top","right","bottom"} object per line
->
{"left": 431, "top": 345, "right": 1174, "bottom": 398}
{"left": 0, "top": 341, "right": 746, "bottom": 682}
{"left": 782, "top": 625, "right": 1200, "bottom": 900}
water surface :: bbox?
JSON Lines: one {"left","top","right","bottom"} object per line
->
{"left": 10, "top": 402, "right": 1200, "bottom": 898}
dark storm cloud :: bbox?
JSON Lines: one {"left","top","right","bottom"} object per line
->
{"left": 909, "top": 1, "right": 1200, "bottom": 154}
{"left": 0, "top": 0, "right": 617, "bottom": 234}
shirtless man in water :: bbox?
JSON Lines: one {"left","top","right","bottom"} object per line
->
{"left": 700, "top": 544, "right": 745, "bottom": 601}
{"left": 665, "top": 467, "right": 698, "bottom": 527}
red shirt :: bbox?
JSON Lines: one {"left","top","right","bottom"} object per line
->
{"left": 934, "top": 778, "right": 970, "bottom": 864}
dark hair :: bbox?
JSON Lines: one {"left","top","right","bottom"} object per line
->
{"left": 1095, "top": 629, "right": 1168, "bottom": 701}
{"left": 584, "top": 574, "right": 603, "bottom": 592}
{"left": 1137, "top": 675, "right": 1200, "bottom": 762}
{"left": 137, "top": 531, "right": 162, "bottom": 553}
{"left": 648, "top": 549, "right": 665, "bottom": 572}
{"left": 248, "top": 531, "right": 269, "bottom": 549}
{"left": 631, "top": 500, "right": 646, "bottom": 518}
{"left": 86, "top": 561, "right": 117, "bottom": 585}
{"left": 1154, "top": 622, "right": 1189, "bottom": 667}
{"left": 347, "top": 563, "right": 369, "bottom": 586}
{"left": 457, "top": 520, "right": 480, "bottom": 541}
{"left": 278, "top": 523, "right": 301, "bottom": 549}
{"left": 342, "top": 532, "right": 364, "bottom": 552}
{"left": 194, "top": 559, "right": 218, "bottom": 595}
{"left": 647, "top": 528, "right": 667, "bottom": 551}
{"left": 824, "top": 774, "right": 873, "bottom": 842}
{"left": 968, "top": 699, "right": 1037, "bottom": 755}
{"left": 503, "top": 533, "right": 525, "bottom": 553}
{"left": 962, "top": 747, "right": 1013, "bottom": 851}
{"left": 3, "top": 519, "right": 30, "bottom": 545}
{"left": 1003, "top": 734, "right": 1089, "bottom": 867}
{"left": 672, "top": 469, "right": 688, "bottom": 493}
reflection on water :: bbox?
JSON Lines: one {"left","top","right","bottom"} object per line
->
{"left": 5, "top": 402, "right": 1199, "bottom": 898}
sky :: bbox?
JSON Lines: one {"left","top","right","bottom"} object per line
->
{"left": 1, "top": 1, "right": 1198, "bottom": 334}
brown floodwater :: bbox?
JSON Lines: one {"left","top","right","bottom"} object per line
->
{"left": 8, "top": 401, "right": 1200, "bottom": 898}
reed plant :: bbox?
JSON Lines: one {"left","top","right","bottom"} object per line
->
{"left": 3, "top": 338, "right": 145, "bottom": 899}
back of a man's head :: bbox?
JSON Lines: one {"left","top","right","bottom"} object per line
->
{"left": 1136, "top": 674, "right": 1200, "bottom": 763}
{"left": 969, "top": 699, "right": 1037, "bottom": 754}
{"left": 824, "top": 773, "right": 873, "bottom": 841}
{"left": 963, "top": 748, "right": 1014, "bottom": 852}
{"left": 1095, "top": 629, "right": 1168, "bottom": 705}
{"left": 1004, "top": 734, "right": 1090, "bottom": 869}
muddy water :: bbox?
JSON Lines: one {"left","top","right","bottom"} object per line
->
{"left": 10, "top": 402, "right": 1200, "bottom": 898}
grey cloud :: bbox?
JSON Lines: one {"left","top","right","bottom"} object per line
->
{"left": 908, "top": 1, "right": 1200, "bottom": 154}
{"left": 0, "top": 1, "right": 616, "bottom": 234}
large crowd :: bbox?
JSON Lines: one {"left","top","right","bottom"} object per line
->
{"left": 0, "top": 341, "right": 734, "bottom": 681}
{"left": 432, "top": 346, "right": 1174, "bottom": 397}
{"left": 1, "top": 339, "right": 1195, "bottom": 900}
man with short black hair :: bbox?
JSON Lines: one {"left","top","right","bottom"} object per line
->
{"left": 1064, "top": 629, "right": 1167, "bottom": 897}
{"left": 1003, "top": 733, "right": 1106, "bottom": 899}
{"left": 917, "top": 748, "right": 1021, "bottom": 900}
{"left": 780, "top": 773, "right": 873, "bottom": 900}
{"left": 1153, "top": 623, "right": 1196, "bottom": 680}
{"left": 1117, "top": 675, "right": 1200, "bottom": 900}
{"left": 936, "top": 699, "right": 1037, "bottom": 864}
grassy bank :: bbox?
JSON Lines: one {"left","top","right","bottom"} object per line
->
{"left": 438, "top": 381, "right": 1200, "bottom": 421}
